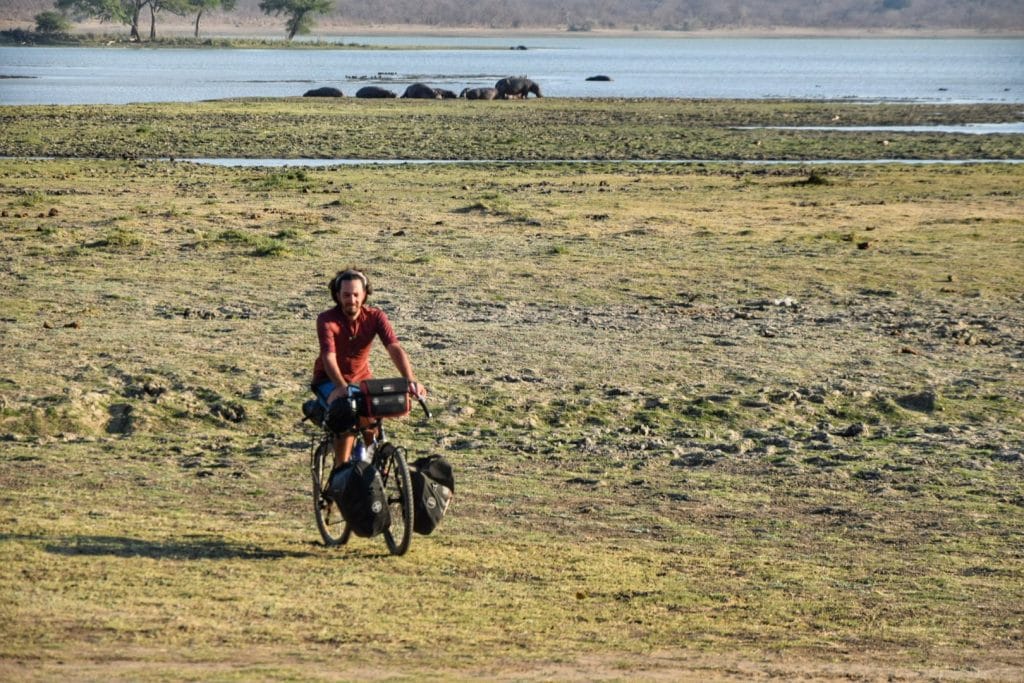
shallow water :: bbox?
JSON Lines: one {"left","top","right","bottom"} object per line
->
{"left": 737, "top": 123, "right": 1024, "bottom": 134}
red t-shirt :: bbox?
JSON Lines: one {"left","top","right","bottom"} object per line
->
{"left": 311, "top": 305, "right": 399, "bottom": 387}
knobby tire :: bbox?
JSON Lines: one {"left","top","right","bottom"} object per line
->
{"left": 311, "top": 438, "right": 349, "bottom": 546}
{"left": 380, "top": 444, "right": 414, "bottom": 556}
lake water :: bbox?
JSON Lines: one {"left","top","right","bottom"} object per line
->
{"left": 1, "top": 37, "right": 1023, "bottom": 105}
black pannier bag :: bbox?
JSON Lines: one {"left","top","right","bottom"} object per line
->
{"left": 410, "top": 455, "right": 455, "bottom": 535}
{"left": 325, "top": 395, "right": 359, "bottom": 434}
{"left": 329, "top": 460, "right": 391, "bottom": 538}
{"left": 301, "top": 399, "right": 325, "bottom": 425}
{"left": 359, "top": 378, "right": 411, "bottom": 419}
{"left": 327, "top": 463, "right": 353, "bottom": 502}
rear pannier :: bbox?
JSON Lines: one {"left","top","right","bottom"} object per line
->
{"left": 410, "top": 455, "right": 455, "bottom": 535}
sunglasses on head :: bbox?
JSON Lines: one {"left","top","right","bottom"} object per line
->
{"left": 334, "top": 270, "right": 368, "bottom": 290}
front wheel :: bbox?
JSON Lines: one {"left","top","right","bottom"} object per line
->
{"left": 311, "top": 438, "right": 349, "bottom": 546}
{"left": 377, "top": 443, "right": 413, "bottom": 556}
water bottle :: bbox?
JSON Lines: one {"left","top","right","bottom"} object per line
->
{"left": 352, "top": 441, "right": 367, "bottom": 463}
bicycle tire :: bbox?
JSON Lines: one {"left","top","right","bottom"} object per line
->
{"left": 379, "top": 443, "right": 413, "bottom": 556}
{"left": 311, "top": 438, "right": 349, "bottom": 546}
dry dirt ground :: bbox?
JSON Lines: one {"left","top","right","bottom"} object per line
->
{"left": 1, "top": 155, "right": 1022, "bottom": 680}
{"left": 3, "top": 649, "right": 1024, "bottom": 682}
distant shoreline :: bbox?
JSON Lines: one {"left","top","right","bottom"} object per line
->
{"left": 2, "top": 19, "right": 1023, "bottom": 41}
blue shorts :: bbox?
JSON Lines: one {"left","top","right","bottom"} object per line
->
{"left": 312, "top": 381, "right": 336, "bottom": 409}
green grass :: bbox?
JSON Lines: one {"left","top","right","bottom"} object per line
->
{"left": 14, "top": 191, "right": 48, "bottom": 208}
{"left": 97, "top": 226, "right": 145, "bottom": 249}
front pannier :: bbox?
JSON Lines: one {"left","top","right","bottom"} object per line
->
{"left": 330, "top": 460, "right": 391, "bottom": 538}
{"left": 359, "top": 378, "right": 411, "bottom": 419}
{"left": 325, "top": 395, "right": 359, "bottom": 433}
{"left": 301, "top": 399, "right": 325, "bottom": 425}
{"left": 410, "top": 455, "right": 454, "bottom": 535}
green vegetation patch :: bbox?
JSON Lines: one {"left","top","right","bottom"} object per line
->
{"left": 2, "top": 99, "right": 1022, "bottom": 161}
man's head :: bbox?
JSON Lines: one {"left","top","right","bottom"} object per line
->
{"left": 329, "top": 269, "right": 372, "bottom": 318}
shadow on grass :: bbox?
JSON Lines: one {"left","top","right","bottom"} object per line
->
{"left": 21, "top": 534, "right": 316, "bottom": 560}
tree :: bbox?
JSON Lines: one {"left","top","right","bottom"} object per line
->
{"left": 146, "top": 0, "right": 190, "bottom": 39}
{"left": 55, "top": 0, "right": 188, "bottom": 41}
{"left": 258, "top": 0, "right": 333, "bottom": 41}
{"left": 35, "top": 10, "right": 72, "bottom": 33}
{"left": 56, "top": 0, "right": 147, "bottom": 41}
{"left": 188, "top": 0, "right": 237, "bottom": 38}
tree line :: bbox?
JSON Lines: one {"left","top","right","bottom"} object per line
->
{"left": 36, "top": 0, "right": 330, "bottom": 41}
{"left": 13, "top": 0, "right": 1024, "bottom": 42}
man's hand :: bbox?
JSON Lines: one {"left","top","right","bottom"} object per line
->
{"left": 326, "top": 384, "right": 348, "bottom": 404}
{"left": 408, "top": 381, "right": 427, "bottom": 399}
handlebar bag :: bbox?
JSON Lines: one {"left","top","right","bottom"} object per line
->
{"left": 359, "top": 377, "right": 411, "bottom": 419}
{"left": 410, "top": 455, "right": 455, "bottom": 535}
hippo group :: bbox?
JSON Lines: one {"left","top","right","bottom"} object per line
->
{"left": 303, "top": 76, "right": 544, "bottom": 101}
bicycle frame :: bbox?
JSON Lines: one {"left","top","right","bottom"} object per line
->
{"left": 308, "top": 388, "right": 429, "bottom": 554}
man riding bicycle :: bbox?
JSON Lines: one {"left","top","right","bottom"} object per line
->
{"left": 311, "top": 268, "right": 425, "bottom": 466}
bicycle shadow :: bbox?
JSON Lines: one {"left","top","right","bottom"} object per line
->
{"left": 28, "top": 534, "right": 316, "bottom": 560}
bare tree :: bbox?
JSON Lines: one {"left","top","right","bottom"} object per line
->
{"left": 188, "top": 0, "right": 237, "bottom": 37}
{"left": 148, "top": 0, "right": 189, "bottom": 39}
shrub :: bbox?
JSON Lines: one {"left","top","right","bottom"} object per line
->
{"left": 35, "top": 11, "right": 71, "bottom": 34}
{"left": 99, "top": 227, "right": 144, "bottom": 249}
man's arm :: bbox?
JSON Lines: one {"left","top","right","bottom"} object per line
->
{"left": 321, "top": 351, "right": 349, "bottom": 403}
{"left": 386, "top": 342, "right": 415, "bottom": 381}
{"left": 387, "top": 342, "right": 425, "bottom": 397}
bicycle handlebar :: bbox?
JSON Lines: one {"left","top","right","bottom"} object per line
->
{"left": 415, "top": 394, "right": 432, "bottom": 421}
{"left": 349, "top": 385, "right": 431, "bottom": 421}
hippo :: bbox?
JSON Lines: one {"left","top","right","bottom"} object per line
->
{"left": 495, "top": 77, "right": 542, "bottom": 99}
{"left": 303, "top": 87, "right": 343, "bottom": 97}
{"left": 401, "top": 83, "right": 441, "bottom": 99}
{"left": 355, "top": 85, "right": 397, "bottom": 98}
{"left": 586, "top": 75, "right": 612, "bottom": 82}
{"left": 434, "top": 88, "right": 459, "bottom": 99}
{"left": 460, "top": 87, "right": 499, "bottom": 100}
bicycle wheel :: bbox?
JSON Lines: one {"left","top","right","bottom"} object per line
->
{"left": 378, "top": 443, "right": 413, "bottom": 556}
{"left": 311, "top": 437, "right": 349, "bottom": 546}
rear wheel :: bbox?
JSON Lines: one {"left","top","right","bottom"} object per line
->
{"left": 378, "top": 443, "right": 413, "bottom": 556}
{"left": 311, "top": 438, "right": 349, "bottom": 546}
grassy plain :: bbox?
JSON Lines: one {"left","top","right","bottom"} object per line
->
{"left": 1, "top": 100, "right": 1023, "bottom": 680}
